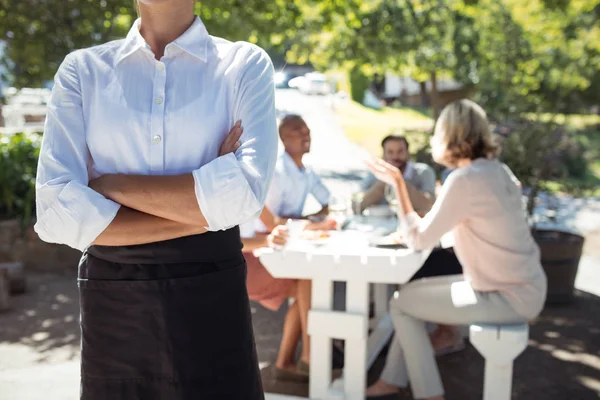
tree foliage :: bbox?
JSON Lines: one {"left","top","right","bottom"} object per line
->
{"left": 469, "top": 0, "right": 600, "bottom": 115}
{"left": 286, "top": 0, "right": 600, "bottom": 114}
{"left": 0, "top": 0, "right": 135, "bottom": 87}
{"left": 1, "top": 0, "right": 599, "bottom": 114}
{"left": 0, "top": 0, "right": 303, "bottom": 88}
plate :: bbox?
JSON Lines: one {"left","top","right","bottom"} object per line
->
{"left": 369, "top": 234, "right": 407, "bottom": 249}
{"left": 300, "top": 230, "right": 332, "bottom": 246}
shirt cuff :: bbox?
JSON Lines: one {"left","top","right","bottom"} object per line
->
{"left": 398, "top": 211, "right": 420, "bottom": 238}
{"left": 192, "top": 153, "right": 262, "bottom": 231}
{"left": 34, "top": 181, "right": 121, "bottom": 251}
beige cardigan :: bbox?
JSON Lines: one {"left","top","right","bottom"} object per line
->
{"left": 401, "top": 159, "right": 547, "bottom": 319}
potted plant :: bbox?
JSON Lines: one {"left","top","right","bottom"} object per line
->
{"left": 0, "top": 132, "right": 41, "bottom": 295}
{"left": 499, "top": 118, "right": 587, "bottom": 304}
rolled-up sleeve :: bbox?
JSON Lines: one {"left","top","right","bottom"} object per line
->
{"left": 400, "top": 172, "right": 469, "bottom": 251}
{"left": 34, "top": 53, "right": 121, "bottom": 251}
{"left": 311, "top": 173, "right": 331, "bottom": 207}
{"left": 192, "top": 46, "right": 277, "bottom": 230}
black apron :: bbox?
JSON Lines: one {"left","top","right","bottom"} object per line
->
{"left": 78, "top": 227, "right": 264, "bottom": 400}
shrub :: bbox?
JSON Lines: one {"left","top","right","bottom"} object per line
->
{"left": 0, "top": 133, "right": 41, "bottom": 226}
{"left": 499, "top": 119, "right": 592, "bottom": 218}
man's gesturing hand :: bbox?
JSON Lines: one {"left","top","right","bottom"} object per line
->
{"left": 219, "top": 120, "right": 243, "bottom": 157}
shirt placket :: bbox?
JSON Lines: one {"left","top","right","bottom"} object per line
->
{"left": 150, "top": 59, "right": 167, "bottom": 173}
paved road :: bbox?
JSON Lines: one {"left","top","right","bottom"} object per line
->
{"left": 275, "top": 89, "right": 369, "bottom": 203}
{"left": 276, "top": 89, "right": 366, "bottom": 173}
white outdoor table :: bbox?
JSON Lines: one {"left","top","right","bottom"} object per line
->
{"left": 258, "top": 219, "right": 432, "bottom": 400}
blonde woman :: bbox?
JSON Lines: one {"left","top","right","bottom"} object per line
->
{"left": 364, "top": 99, "right": 547, "bottom": 400}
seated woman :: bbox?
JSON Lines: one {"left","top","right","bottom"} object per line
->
{"left": 364, "top": 99, "right": 547, "bottom": 400}
{"left": 240, "top": 216, "right": 336, "bottom": 382}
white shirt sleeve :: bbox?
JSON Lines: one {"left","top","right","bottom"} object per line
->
{"left": 399, "top": 171, "right": 470, "bottom": 251}
{"left": 310, "top": 172, "right": 331, "bottom": 207}
{"left": 34, "top": 53, "right": 122, "bottom": 251}
{"left": 192, "top": 46, "right": 278, "bottom": 231}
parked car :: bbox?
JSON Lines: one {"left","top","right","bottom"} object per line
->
{"left": 289, "top": 73, "right": 331, "bottom": 95}
{"left": 274, "top": 71, "right": 290, "bottom": 88}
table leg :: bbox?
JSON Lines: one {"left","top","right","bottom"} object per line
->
{"left": 367, "top": 285, "right": 395, "bottom": 369}
{"left": 309, "top": 277, "right": 333, "bottom": 399}
{"left": 373, "top": 284, "right": 389, "bottom": 321}
{"left": 366, "top": 314, "right": 394, "bottom": 369}
{"left": 344, "top": 279, "right": 369, "bottom": 400}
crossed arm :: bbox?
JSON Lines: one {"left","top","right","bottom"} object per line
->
{"left": 91, "top": 125, "right": 244, "bottom": 246}
{"left": 90, "top": 175, "right": 206, "bottom": 246}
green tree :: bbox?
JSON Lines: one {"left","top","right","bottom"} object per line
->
{"left": 288, "top": 0, "right": 599, "bottom": 115}
{"left": 0, "top": 0, "right": 303, "bottom": 88}
{"left": 463, "top": 0, "right": 600, "bottom": 116}
{"left": 0, "top": 1, "right": 135, "bottom": 88}
{"left": 287, "top": 0, "right": 475, "bottom": 115}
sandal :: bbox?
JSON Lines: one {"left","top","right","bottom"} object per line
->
{"left": 297, "top": 360, "right": 344, "bottom": 380}
{"left": 297, "top": 360, "right": 310, "bottom": 374}
{"left": 275, "top": 365, "right": 309, "bottom": 383}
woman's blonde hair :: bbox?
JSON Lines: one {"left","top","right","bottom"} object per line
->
{"left": 431, "top": 99, "right": 499, "bottom": 168}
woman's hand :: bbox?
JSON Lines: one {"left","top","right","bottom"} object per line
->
{"left": 219, "top": 120, "right": 243, "bottom": 157}
{"left": 365, "top": 157, "right": 403, "bottom": 187}
{"left": 267, "top": 225, "right": 289, "bottom": 248}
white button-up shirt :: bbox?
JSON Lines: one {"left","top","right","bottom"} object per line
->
{"left": 266, "top": 152, "right": 330, "bottom": 217}
{"left": 240, "top": 152, "right": 330, "bottom": 238}
{"left": 34, "top": 16, "right": 278, "bottom": 251}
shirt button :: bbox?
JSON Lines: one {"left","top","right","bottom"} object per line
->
{"left": 152, "top": 135, "right": 162, "bottom": 144}
{"left": 156, "top": 63, "right": 165, "bottom": 72}
{"left": 155, "top": 97, "right": 163, "bottom": 105}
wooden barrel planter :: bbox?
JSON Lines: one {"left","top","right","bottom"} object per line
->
{"left": 533, "top": 228, "right": 585, "bottom": 305}
{"left": 0, "top": 262, "right": 26, "bottom": 294}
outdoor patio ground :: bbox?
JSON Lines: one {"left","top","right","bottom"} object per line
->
{"left": 1, "top": 259, "right": 599, "bottom": 399}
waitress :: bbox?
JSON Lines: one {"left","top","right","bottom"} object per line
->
{"left": 34, "top": 1, "right": 277, "bottom": 399}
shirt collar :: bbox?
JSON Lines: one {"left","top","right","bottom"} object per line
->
{"left": 115, "top": 16, "right": 209, "bottom": 65}
{"left": 171, "top": 16, "right": 210, "bottom": 61}
{"left": 282, "top": 151, "right": 307, "bottom": 175}
{"left": 403, "top": 161, "right": 415, "bottom": 180}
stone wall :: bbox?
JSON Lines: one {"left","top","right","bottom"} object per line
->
{"left": 0, "top": 219, "right": 81, "bottom": 272}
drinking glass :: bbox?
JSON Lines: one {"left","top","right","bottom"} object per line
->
{"left": 328, "top": 195, "right": 347, "bottom": 230}
{"left": 285, "top": 219, "right": 306, "bottom": 249}
{"left": 351, "top": 191, "right": 365, "bottom": 217}
{"left": 329, "top": 195, "right": 347, "bottom": 214}
{"left": 286, "top": 219, "right": 305, "bottom": 237}
{"left": 384, "top": 185, "right": 401, "bottom": 231}
{"left": 384, "top": 184, "right": 399, "bottom": 208}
